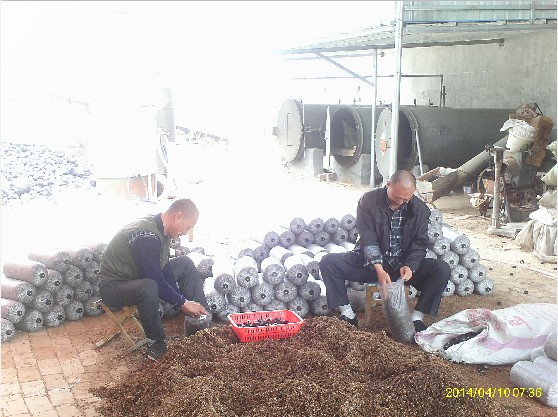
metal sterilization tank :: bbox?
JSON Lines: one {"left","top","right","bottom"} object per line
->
{"left": 375, "top": 106, "right": 514, "bottom": 180}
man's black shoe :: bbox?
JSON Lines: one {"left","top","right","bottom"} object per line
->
{"left": 338, "top": 315, "right": 358, "bottom": 327}
{"left": 413, "top": 320, "right": 427, "bottom": 333}
{"left": 146, "top": 340, "right": 167, "bottom": 361}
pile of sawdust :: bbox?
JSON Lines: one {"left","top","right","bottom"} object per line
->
{"left": 91, "top": 316, "right": 506, "bottom": 417}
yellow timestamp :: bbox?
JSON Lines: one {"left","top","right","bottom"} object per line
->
{"left": 446, "top": 387, "right": 543, "bottom": 398}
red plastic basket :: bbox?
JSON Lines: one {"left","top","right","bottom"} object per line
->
{"left": 227, "top": 309, "right": 304, "bottom": 342}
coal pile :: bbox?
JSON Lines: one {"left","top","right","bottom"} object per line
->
{"left": 1, "top": 142, "right": 95, "bottom": 206}
{"left": 91, "top": 316, "right": 505, "bottom": 417}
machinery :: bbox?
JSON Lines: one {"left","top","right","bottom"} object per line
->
{"left": 468, "top": 146, "right": 542, "bottom": 237}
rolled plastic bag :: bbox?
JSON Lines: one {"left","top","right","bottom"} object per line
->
{"left": 203, "top": 278, "right": 227, "bottom": 314}
{"left": 431, "top": 237, "right": 451, "bottom": 256}
{"left": 450, "top": 264, "right": 468, "bottom": 285}
{"left": 510, "top": 360, "right": 556, "bottom": 408}
{"left": 427, "top": 222, "right": 443, "bottom": 244}
{"left": 284, "top": 256, "right": 309, "bottom": 286}
{"left": 306, "top": 217, "right": 324, "bottom": 234}
{"left": 1, "top": 318, "right": 16, "bottom": 342}
{"left": 274, "top": 280, "right": 298, "bottom": 303}
{"left": 260, "top": 230, "right": 280, "bottom": 249}
{"left": 468, "top": 264, "right": 488, "bottom": 283}
{"left": 15, "top": 308, "right": 44, "bottom": 332}
{"left": 429, "top": 208, "right": 443, "bottom": 224}
{"left": 474, "top": 278, "right": 494, "bottom": 296}
{"left": 1, "top": 276, "right": 36, "bottom": 304}
{"left": 442, "top": 280, "right": 456, "bottom": 297}
{"left": 339, "top": 214, "right": 356, "bottom": 231}
{"left": 440, "top": 250, "right": 460, "bottom": 269}
{"left": 234, "top": 256, "right": 259, "bottom": 288}
{"left": 533, "top": 355, "right": 557, "bottom": 377}
{"left": 2, "top": 259, "right": 48, "bottom": 286}
{"left": 298, "top": 277, "right": 321, "bottom": 301}
{"left": 84, "top": 296, "right": 104, "bottom": 316}
{"left": 1, "top": 298, "right": 26, "bottom": 324}
{"left": 441, "top": 226, "right": 471, "bottom": 255}
{"left": 455, "top": 278, "right": 474, "bottom": 297}
{"left": 298, "top": 253, "right": 320, "bottom": 280}
{"left": 227, "top": 285, "right": 251, "bottom": 308}
{"left": 310, "top": 296, "right": 330, "bottom": 316}
{"left": 459, "top": 248, "right": 480, "bottom": 269}
{"left": 288, "top": 295, "right": 309, "bottom": 318}
{"left": 250, "top": 276, "right": 274, "bottom": 307}
{"left": 288, "top": 244, "right": 314, "bottom": 258}
{"left": 43, "top": 305, "right": 66, "bottom": 328}
{"left": 313, "top": 231, "right": 330, "bottom": 247}
{"left": 28, "top": 248, "right": 72, "bottom": 273}
{"left": 264, "top": 299, "right": 287, "bottom": 312}
{"left": 544, "top": 332, "right": 557, "bottom": 361}
{"left": 212, "top": 257, "right": 237, "bottom": 295}
{"left": 379, "top": 278, "right": 415, "bottom": 343}
{"left": 260, "top": 257, "right": 285, "bottom": 285}
{"left": 42, "top": 269, "right": 64, "bottom": 293}
{"left": 295, "top": 230, "right": 315, "bottom": 248}
{"left": 530, "top": 346, "right": 546, "bottom": 361}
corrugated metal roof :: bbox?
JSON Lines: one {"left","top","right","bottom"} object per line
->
{"left": 276, "top": 1, "right": 556, "bottom": 58}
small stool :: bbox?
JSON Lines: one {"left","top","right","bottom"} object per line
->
{"left": 363, "top": 283, "right": 411, "bottom": 328}
{"left": 94, "top": 300, "right": 149, "bottom": 352}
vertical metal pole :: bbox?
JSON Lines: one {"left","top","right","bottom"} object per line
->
{"left": 370, "top": 49, "right": 378, "bottom": 189}
{"left": 389, "top": 1, "right": 404, "bottom": 178}
{"left": 491, "top": 148, "right": 503, "bottom": 229}
{"left": 439, "top": 75, "right": 443, "bottom": 107}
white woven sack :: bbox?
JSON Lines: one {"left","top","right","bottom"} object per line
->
{"left": 415, "top": 303, "right": 557, "bottom": 365}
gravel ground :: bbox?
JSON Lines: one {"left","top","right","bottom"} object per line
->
{"left": 91, "top": 317, "right": 507, "bottom": 417}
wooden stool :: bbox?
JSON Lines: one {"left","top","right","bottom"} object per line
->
{"left": 363, "top": 283, "right": 411, "bottom": 328}
{"left": 94, "top": 300, "right": 149, "bottom": 352}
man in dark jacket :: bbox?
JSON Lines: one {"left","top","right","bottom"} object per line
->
{"left": 319, "top": 170, "right": 450, "bottom": 332}
{"left": 99, "top": 198, "right": 208, "bottom": 360}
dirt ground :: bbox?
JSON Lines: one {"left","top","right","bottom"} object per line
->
{"left": 1, "top": 144, "right": 557, "bottom": 416}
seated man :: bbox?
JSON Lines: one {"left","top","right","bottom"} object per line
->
{"left": 319, "top": 170, "right": 450, "bottom": 332}
{"left": 99, "top": 198, "right": 208, "bottom": 360}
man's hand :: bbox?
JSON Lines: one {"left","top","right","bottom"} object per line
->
{"left": 373, "top": 264, "right": 391, "bottom": 286}
{"left": 376, "top": 269, "right": 392, "bottom": 286}
{"left": 180, "top": 300, "right": 208, "bottom": 318}
{"left": 400, "top": 266, "right": 413, "bottom": 281}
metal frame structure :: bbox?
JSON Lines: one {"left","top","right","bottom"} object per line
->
{"left": 274, "top": 1, "right": 557, "bottom": 187}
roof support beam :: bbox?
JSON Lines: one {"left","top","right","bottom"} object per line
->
{"left": 313, "top": 52, "right": 375, "bottom": 88}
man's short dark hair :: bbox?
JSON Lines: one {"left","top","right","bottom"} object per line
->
{"left": 167, "top": 199, "right": 198, "bottom": 218}
{"left": 390, "top": 170, "right": 416, "bottom": 187}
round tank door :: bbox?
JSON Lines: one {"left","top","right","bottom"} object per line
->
{"left": 375, "top": 108, "right": 417, "bottom": 180}
{"left": 330, "top": 106, "right": 364, "bottom": 167}
{"left": 275, "top": 99, "right": 304, "bottom": 162}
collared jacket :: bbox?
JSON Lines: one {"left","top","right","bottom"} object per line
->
{"left": 355, "top": 187, "right": 429, "bottom": 272}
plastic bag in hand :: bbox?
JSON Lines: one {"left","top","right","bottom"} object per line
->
{"left": 379, "top": 278, "right": 415, "bottom": 343}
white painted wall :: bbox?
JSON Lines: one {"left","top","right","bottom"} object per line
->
{"left": 391, "top": 30, "right": 557, "bottom": 121}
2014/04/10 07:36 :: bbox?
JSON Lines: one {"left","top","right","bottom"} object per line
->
{"left": 445, "top": 387, "right": 542, "bottom": 398}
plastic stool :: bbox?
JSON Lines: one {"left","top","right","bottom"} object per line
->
{"left": 94, "top": 300, "right": 149, "bottom": 352}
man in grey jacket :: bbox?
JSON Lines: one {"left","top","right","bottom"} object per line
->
{"left": 319, "top": 170, "right": 450, "bottom": 332}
